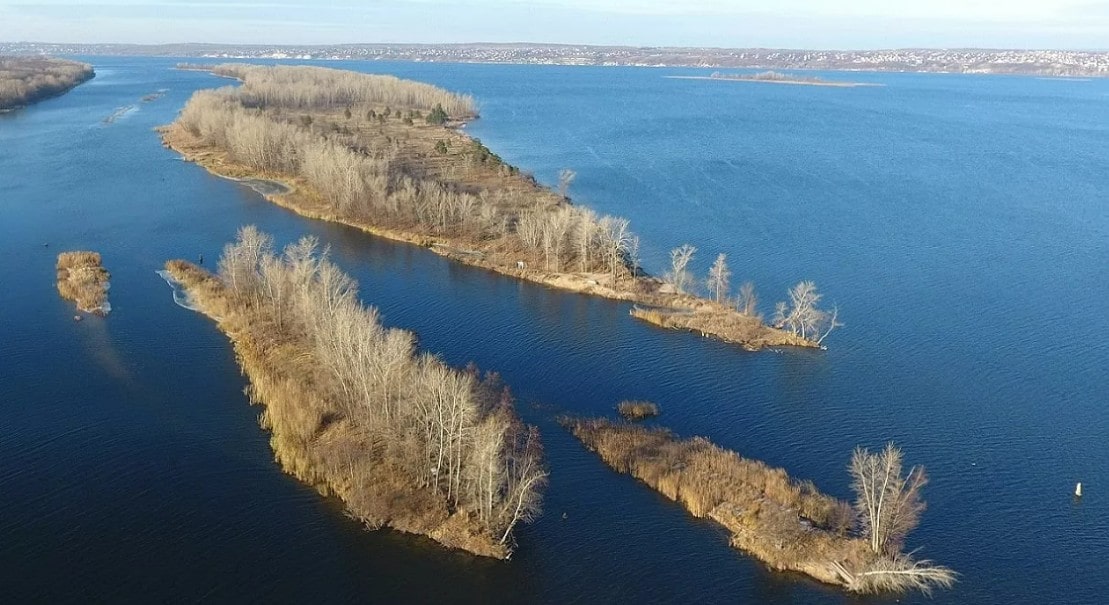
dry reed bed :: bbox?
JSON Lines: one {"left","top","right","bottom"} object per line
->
{"left": 565, "top": 418, "right": 922, "bottom": 592}
{"left": 161, "top": 63, "right": 808, "bottom": 350}
{"left": 616, "top": 400, "right": 659, "bottom": 420}
{"left": 630, "top": 305, "right": 816, "bottom": 350}
{"left": 56, "top": 251, "right": 110, "bottom": 314}
{"left": 164, "top": 230, "right": 546, "bottom": 558}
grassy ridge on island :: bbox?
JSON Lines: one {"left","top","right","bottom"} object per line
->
{"left": 160, "top": 63, "right": 838, "bottom": 350}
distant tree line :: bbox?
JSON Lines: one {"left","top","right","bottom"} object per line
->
{"left": 0, "top": 56, "right": 94, "bottom": 111}
{"left": 206, "top": 63, "right": 476, "bottom": 116}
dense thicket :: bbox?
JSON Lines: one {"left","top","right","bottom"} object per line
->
{"left": 171, "top": 227, "right": 546, "bottom": 556}
{"left": 0, "top": 56, "right": 94, "bottom": 111}
{"left": 207, "top": 63, "right": 476, "bottom": 116}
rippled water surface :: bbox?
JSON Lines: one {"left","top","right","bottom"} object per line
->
{"left": 1, "top": 58, "right": 1107, "bottom": 603}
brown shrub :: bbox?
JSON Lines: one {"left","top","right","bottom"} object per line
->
{"left": 56, "top": 251, "right": 110, "bottom": 314}
{"left": 617, "top": 400, "right": 659, "bottom": 420}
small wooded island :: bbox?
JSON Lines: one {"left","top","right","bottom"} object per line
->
{"left": 160, "top": 63, "right": 839, "bottom": 350}
{"left": 0, "top": 56, "right": 94, "bottom": 111}
{"left": 56, "top": 251, "right": 110, "bottom": 315}
{"left": 164, "top": 227, "right": 546, "bottom": 558}
{"left": 565, "top": 418, "right": 956, "bottom": 594}
{"left": 668, "top": 70, "right": 880, "bottom": 88}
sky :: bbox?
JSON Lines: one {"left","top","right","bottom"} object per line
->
{"left": 1, "top": 0, "right": 1107, "bottom": 50}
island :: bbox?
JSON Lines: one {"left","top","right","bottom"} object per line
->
{"left": 160, "top": 63, "right": 837, "bottom": 350}
{"left": 565, "top": 417, "right": 956, "bottom": 595}
{"left": 163, "top": 228, "right": 547, "bottom": 558}
{"left": 0, "top": 56, "right": 94, "bottom": 112}
{"left": 56, "top": 251, "right": 110, "bottom": 315}
{"left": 616, "top": 400, "right": 659, "bottom": 420}
{"left": 667, "top": 71, "right": 881, "bottom": 88}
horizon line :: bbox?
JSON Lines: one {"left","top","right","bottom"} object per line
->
{"left": 3, "top": 40, "right": 1108, "bottom": 54}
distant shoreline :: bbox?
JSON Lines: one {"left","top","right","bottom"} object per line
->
{"left": 7, "top": 42, "right": 1109, "bottom": 78}
{"left": 665, "top": 75, "right": 883, "bottom": 88}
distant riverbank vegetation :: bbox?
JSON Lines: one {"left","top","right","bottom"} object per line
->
{"left": 56, "top": 251, "right": 110, "bottom": 315}
{"left": 566, "top": 418, "right": 955, "bottom": 595}
{"left": 716, "top": 70, "right": 825, "bottom": 83}
{"left": 0, "top": 56, "right": 94, "bottom": 111}
{"left": 162, "top": 63, "right": 831, "bottom": 350}
{"left": 165, "top": 227, "right": 546, "bottom": 558}
{"left": 667, "top": 70, "right": 880, "bottom": 88}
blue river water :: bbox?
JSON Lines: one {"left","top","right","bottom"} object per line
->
{"left": 1, "top": 57, "right": 1106, "bottom": 603}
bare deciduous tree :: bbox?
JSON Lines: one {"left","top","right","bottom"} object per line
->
{"left": 558, "top": 168, "right": 576, "bottom": 198}
{"left": 599, "top": 216, "right": 632, "bottom": 287}
{"left": 707, "top": 253, "right": 731, "bottom": 303}
{"left": 850, "top": 443, "right": 927, "bottom": 556}
{"left": 736, "top": 281, "right": 758, "bottom": 317}
{"left": 665, "top": 244, "right": 697, "bottom": 295}
{"left": 773, "top": 281, "right": 841, "bottom": 343}
{"left": 846, "top": 443, "right": 956, "bottom": 595}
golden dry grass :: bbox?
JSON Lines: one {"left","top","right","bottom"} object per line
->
{"left": 56, "top": 251, "right": 110, "bottom": 314}
{"left": 630, "top": 305, "right": 814, "bottom": 350}
{"left": 616, "top": 400, "right": 659, "bottom": 420}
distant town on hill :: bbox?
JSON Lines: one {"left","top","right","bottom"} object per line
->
{"left": 3, "top": 42, "right": 1107, "bottom": 77}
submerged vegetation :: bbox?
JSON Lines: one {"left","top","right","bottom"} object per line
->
{"left": 0, "top": 56, "right": 94, "bottom": 111}
{"left": 165, "top": 226, "right": 546, "bottom": 558}
{"left": 161, "top": 63, "right": 829, "bottom": 350}
{"left": 616, "top": 400, "right": 659, "bottom": 420}
{"left": 565, "top": 418, "right": 955, "bottom": 595}
{"left": 56, "top": 251, "right": 110, "bottom": 315}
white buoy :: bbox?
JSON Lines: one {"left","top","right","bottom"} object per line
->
{"left": 1075, "top": 482, "right": 1083, "bottom": 498}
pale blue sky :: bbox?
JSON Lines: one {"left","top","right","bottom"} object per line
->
{"left": 1, "top": 0, "right": 1107, "bottom": 49}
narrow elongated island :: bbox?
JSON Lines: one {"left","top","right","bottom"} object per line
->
{"left": 565, "top": 418, "right": 955, "bottom": 595}
{"left": 0, "top": 56, "right": 94, "bottom": 111}
{"left": 161, "top": 63, "right": 837, "bottom": 350}
{"left": 165, "top": 227, "right": 546, "bottom": 558}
